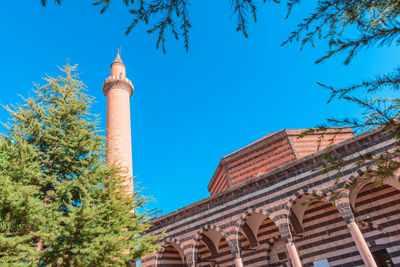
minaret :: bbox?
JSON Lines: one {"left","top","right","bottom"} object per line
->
{"left": 103, "top": 50, "right": 134, "bottom": 195}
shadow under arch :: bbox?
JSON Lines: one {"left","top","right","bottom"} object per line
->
{"left": 349, "top": 169, "right": 400, "bottom": 210}
{"left": 193, "top": 226, "right": 236, "bottom": 266}
{"left": 156, "top": 240, "right": 187, "bottom": 267}
{"left": 289, "top": 190, "right": 366, "bottom": 266}
{"left": 236, "top": 208, "right": 273, "bottom": 248}
{"left": 238, "top": 210, "right": 290, "bottom": 266}
{"left": 287, "top": 189, "right": 324, "bottom": 234}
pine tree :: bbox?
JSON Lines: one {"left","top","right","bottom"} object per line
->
{"left": 0, "top": 64, "right": 159, "bottom": 266}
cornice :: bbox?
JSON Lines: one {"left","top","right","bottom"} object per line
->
{"left": 151, "top": 126, "right": 387, "bottom": 227}
{"left": 103, "top": 76, "right": 134, "bottom": 97}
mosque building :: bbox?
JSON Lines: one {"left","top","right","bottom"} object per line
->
{"left": 104, "top": 52, "right": 400, "bottom": 267}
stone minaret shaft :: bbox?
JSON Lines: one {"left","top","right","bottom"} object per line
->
{"left": 103, "top": 50, "right": 134, "bottom": 195}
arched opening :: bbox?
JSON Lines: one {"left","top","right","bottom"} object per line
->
{"left": 353, "top": 182, "right": 400, "bottom": 266}
{"left": 195, "top": 229, "right": 235, "bottom": 266}
{"left": 157, "top": 242, "right": 187, "bottom": 267}
{"left": 239, "top": 213, "right": 289, "bottom": 266}
{"left": 289, "top": 194, "right": 363, "bottom": 266}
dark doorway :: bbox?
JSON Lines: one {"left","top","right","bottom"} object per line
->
{"left": 372, "top": 249, "right": 394, "bottom": 267}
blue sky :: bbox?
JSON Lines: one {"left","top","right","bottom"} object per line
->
{"left": 0, "top": 1, "right": 398, "bottom": 215}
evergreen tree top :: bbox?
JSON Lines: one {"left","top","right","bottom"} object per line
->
{"left": 0, "top": 64, "right": 160, "bottom": 266}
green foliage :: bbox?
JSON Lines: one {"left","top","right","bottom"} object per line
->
{"left": 283, "top": 1, "right": 400, "bottom": 64}
{"left": 40, "top": 0, "right": 279, "bottom": 53}
{"left": 283, "top": 0, "right": 400, "bottom": 203}
{"left": 303, "top": 104, "right": 400, "bottom": 204}
{"left": 39, "top": 0, "right": 400, "bottom": 60}
{"left": 0, "top": 64, "right": 159, "bottom": 266}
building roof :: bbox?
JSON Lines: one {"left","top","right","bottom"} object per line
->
{"left": 112, "top": 49, "right": 124, "bottom": 65}
{"left": 207, "top": 128, "right": 354, "bottom": 195}
{"left": 151, "top": 126, "right": 385, "bottom": 226}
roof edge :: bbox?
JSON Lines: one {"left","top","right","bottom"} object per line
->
{"left": 151, "top": 127, "right": 384, "bottom": 225}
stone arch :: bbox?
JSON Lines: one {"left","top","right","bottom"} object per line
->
{"left": 193, "top": 225, "right": 232, "bottom": 247}
{"left": 289, "top": 189, "right": 364, "bottom": 266}
{"left": 286, "top": 188, "right": 325, "bottom": 215}
{"left": 235, "top": 208, "right": 290, "bottom": 266}
{"left": 192, "top": 225, "right": 237, "bottom": 266}
{"left": 347, "top": 166, "right": 376, "bottom": 210}
{"left": 286, "top": 188, "right": 325, "bottom": 233}
{"left": 235, "top": 208, "right": 272, "bottom": 245}
{"left": 349, "top": 167, "right": 400, "bottom": 210}
{"left": 347, "top": 166, "right": 373, "bottom": 184}
{"left": 156, "top": 238, "right": 187, "bottom": 267}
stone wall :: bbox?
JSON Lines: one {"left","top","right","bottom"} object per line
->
{"left": 142, "top": 128, "right": 399, "bottom": 267}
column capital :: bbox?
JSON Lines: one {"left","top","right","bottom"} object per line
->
{"left": 335, "top": 196, "right": 355, "bottom": 224}
{"left": 277, "top": 222, "right": 293, "bottom": 243}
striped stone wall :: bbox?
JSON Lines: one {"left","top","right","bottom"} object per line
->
{"left": 158, "top": 243, "right": 186, "bottom": 267}
{"left": 208, "top": 166, "right": 229, "bottom": 196}
{"left": 355, "top": 184, "right": 400, "bottom": 264}
{"left": 142, "top": 128, "right": 399, "bottom": 267}
{"left": 286, "top": 128, "right": 354, "bottom": 159}
{"left": 296, "top": 200, "right": 362, "bottom": 266}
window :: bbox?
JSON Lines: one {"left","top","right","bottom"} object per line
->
{"left": 372, "top": 249, "right": 394, "bottom": 267}
{"left": 314, "top": 259, "right": 329, "bottom": 267}
{"left": 278, "top": 252, "right": 287, "bottom": 261}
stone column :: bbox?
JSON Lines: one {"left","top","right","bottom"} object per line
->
{"left": 278, "top": 223, "right": 302, "bottom": 267}
{"left": 229, "top": 239, "right": 244, "bottom": 267}
{"left": 234, "top": 257, "right": 244, "bottom": 267}
{"left": 285, "top": 241, "right": 302, "bottom": 267}
{"left": 347, "top": 222, "right": 377, "bottom": 267}
{"left": 336, "top": 196, "right": 377, "bottom": 267}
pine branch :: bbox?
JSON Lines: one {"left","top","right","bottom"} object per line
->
{"left": 316, "top": 25, "right": 400, "bottom": 64}
{"left": 282, "top": 0, "right": 345, "bottom": 47}
{"left": 284, "top": 0, "right": 400, "bottom": 64}
{"left": 125, "top": 0, "right": 193, "bottom": 53}
{"left": 231, "top": 0, "right": 258, "bottom": 38}
{"left": 180, "top": 0, "right": 190, "bottom": 51}
{"left": 41, "top": 0, "right": 62, "bottom": 6}
{"left": 318, "top": 67, "right": 400, "bottom": 101}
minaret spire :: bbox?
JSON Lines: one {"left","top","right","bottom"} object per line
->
{"left": 110, "top": 49, "right": 126, "bottom": 78}
{"left": 103, "top": 50, "right": 134, "bottom": 195}
{"left": 113, "top": 49, "right": 123, "bottom": 64}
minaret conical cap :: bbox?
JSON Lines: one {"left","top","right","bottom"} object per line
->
{"left": 110, "top": 49, "right": 127, "bottom": 77}
{"left": 112, "top": 49, "right": 124, "bottom": 65}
